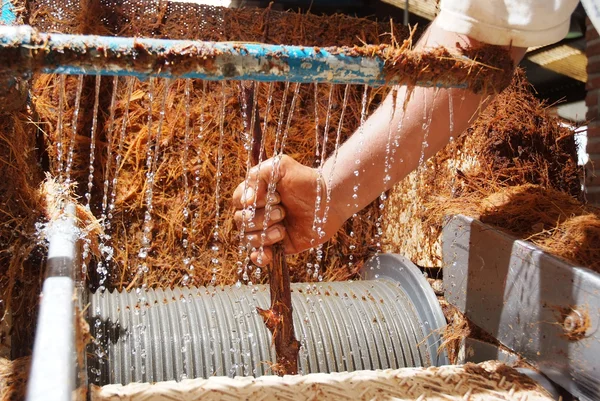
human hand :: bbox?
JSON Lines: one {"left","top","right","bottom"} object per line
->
{"left": 233, "top": 155, "right": 344, "bottom": 267}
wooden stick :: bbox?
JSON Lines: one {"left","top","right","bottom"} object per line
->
{"left": 238, "top": 81, "right": 300, "bottom": 375}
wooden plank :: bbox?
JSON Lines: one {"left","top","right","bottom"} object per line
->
{"left": 380, "top": 0, "right": 439, "bottom": 21}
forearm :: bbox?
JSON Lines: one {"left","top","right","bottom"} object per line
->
{"left": 322, "top": 20, "right": 526, "bottom": 226}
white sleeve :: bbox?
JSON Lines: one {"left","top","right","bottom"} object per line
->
{"left": 436, "top": 0, "right": 580, "bottom": 48}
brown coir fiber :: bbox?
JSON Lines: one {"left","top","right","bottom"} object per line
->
{"left": 28, "top": 3, "right": 414, "bottom": 290}
{"left": 382, "top": 72, "right": 597, "bottom": 271}
{"left": 33, "top": 76, "right": 388, "bottom": 290}
{"left": 27, "top": 0, "right": 410, "bottom": 42}
{"left": 444, "top": 184, "right": 600, "bottom": 272}
{"left": 0, "top": 111, "right": 46, "bottom": 358}
{"left": 0, "top": 356, "right": 30, "bottom": 401}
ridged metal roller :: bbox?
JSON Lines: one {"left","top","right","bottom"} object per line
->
{"left": 88, "top": 254, "right": 448, "bottom": 386}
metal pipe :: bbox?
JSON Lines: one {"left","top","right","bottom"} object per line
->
{"left": 0, "top": 25, "right": 504, "bottom": 89}
{"left": 27, "top": 204, "right": 79, "bottom": 401}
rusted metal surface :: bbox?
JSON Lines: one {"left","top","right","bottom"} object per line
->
{"left": 0, "top": 25, "right": 513, "bottom": 91}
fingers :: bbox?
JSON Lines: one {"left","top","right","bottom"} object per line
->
{"left": 235, "top": 205, "right": 285, "bottom": 231}
{"left": 250, "top": 247, "right": 273, "bottom": 267}
{"left": 242, "top": 222, "right": 286, "bottom": 249}
{"left": 232, "top": 158, "right": 283, "bottom": 209}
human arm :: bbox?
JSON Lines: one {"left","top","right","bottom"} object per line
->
{"left": 233, "top": 19, "right": 527, "bottom": 266}
{"left": 320, "top": 21, "right": 527, "bottom": 229}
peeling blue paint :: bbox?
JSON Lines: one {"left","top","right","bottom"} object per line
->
{"left": 0, "top": 25, "right": 468, "bottom": 88}
{"left": 0, "top": 0, "right": 15, "bottom": 25}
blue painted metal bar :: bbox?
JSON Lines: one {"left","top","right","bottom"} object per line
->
{"left": 0, "top": 25, "right": 481, "bottom": 88}
{"left": 0, "top": 0, "right": 15, "bottom": 25}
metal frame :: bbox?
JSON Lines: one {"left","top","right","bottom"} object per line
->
{"left": 442, "top": 214, "right": 600, "bottom": 401}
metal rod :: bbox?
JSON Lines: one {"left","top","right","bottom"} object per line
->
{"left": 0, "top": 25, "right": 506, "bottom": 89}
{"left": 27, "top": 204, "right": 78, "bottom": 401}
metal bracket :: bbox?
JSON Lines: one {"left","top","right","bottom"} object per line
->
{"left": 442, "top": 214, "right": 600, "bottom": 401}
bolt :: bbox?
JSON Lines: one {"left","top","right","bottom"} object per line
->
{"left": 562, "top": 309, "right": 588, "bottom": 340}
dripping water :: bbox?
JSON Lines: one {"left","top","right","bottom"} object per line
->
{"left": 417, "top": 87, "right": 440, "bottom": 170}
{"left": 56, "top": 75, "right": 66, "bottom": 179}
{"left": 138, "top": 78, "right": 170, "bottom": 275}
{"left": 189, "top": 80, "right": 207, "bottom": 273}
{"left": 134, "top": 78, "right": 171, "bottom": 379}
{"left": 351, "top": 85, "right": 369, "bottom": 209}
{"left": 316, "top": 84, "right": 350, "bottom": 281}
{"left": 372, "top": 88, "right": 399, "bottom": 269}
{"left": 106, "top": 77, "right": 135, "bottom": 232}
{"left": 237, "top": 81, "right": 254, "bottom": 284}
{"left": 81, "top": 75, "right": 101, "bottom": 279}
{"left": 65, "top": 75, "right": 84, "bottom": 185}
{"left": 137, "top": 77, "right": 155, "bottom": 268}
{"left": 210, "top": 82, "right": 227, "bottom": 285}
{"left": 237, "top": 81, "right": 261, "bottom": 285}
{"left": 100, "top": 77, "right": 119, "bottom": 223}
{"left": 257, "top": 81, "right": 291, "bottom": 266}
{"left": 313, "top": 83, "right": 321, "bottom": 160}
{"left": 448, "top": 90, "right": 457, "bottom": 196}
{"left": 308, "top": 84, "right": 334, "bottom": 278}
{"left": 272, "top": 81, "right": 291, "bottom": 155}
{"left": 448, "top": 89, "right": 454, "bottom": 135}
{"left": 181, "top": 79, "right": 193, "bottom": 284}
{"left": 347, "top": 84, "right": 370, "bottom": 271}
{"left": 245, "top": 82, "right": 273, "bottom": 280}
{"left": 85, "top": 75, "right": 102, "bottom": 209}
{"left": 96, "top": 78, "right": 121, "bottom": 293}
{"left": 280, "top": 83, "right": 301, "bottom": 155}
{"left": 89, "top": 76, "right": 109, "bottom": 379}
